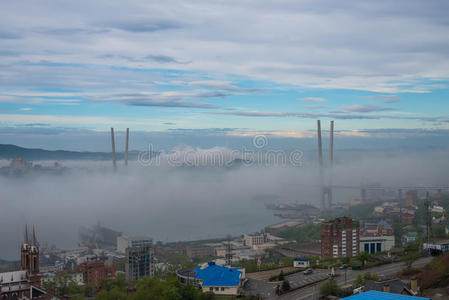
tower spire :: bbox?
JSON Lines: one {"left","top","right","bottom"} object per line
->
{"left": 24, "top": 224, "right": 29, "bottom": 245}
{"left": 32, "top": 225, "right": 37, "bottom": 246}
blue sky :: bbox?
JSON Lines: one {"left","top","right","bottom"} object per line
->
{"left": 1, "top": 0, "right": 449, "bottom": 150}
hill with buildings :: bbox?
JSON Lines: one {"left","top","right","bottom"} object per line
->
{"left": 0, "top": 144, "right": 143, "bottom": 161}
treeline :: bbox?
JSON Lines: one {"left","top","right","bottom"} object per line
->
{"left": 275, "top": 223, "right": 321, "bottom": 242}
{"left": 54, "top": 276, "right": 259, "bottom": 300}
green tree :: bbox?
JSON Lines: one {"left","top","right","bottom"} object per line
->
{"left": 281, "top": 280, "right": 290, "bottom": 292}
{"left": 402, "top": 252, "right": 421, "bottom": 269}
{"left": 320, "top": 279, "right": 341, "bottom": 297}
{"left": 354, "top": 272, "right": 380, "bottom": 288}
{"left": 357, "top": 251, "right": 370, "bottom": 269}
{"left": 278, "top": 270, "right": 285, "bottom": 281}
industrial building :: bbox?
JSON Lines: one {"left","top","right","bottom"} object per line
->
{"left": 321, "top": 217, "right": 360, "bottom": 258}
{"left": 176, "top": 262, "right": 245, "bottom": 296}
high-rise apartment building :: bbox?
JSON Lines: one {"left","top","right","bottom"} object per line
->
{"left": 124, "top": 238, "right": 154, "bottom": 281}
{"left": 321, "top": 217, "right": 360, "bottom": 258}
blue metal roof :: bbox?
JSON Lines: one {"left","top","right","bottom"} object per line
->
{"left": 194, "top": 262, "right": 242, "bottom": 287}
{"left": 294, "top": 258, "right": 309, "bottom": 261}
{"left": 342, "top": 291, "right": 430, "bottom": 300}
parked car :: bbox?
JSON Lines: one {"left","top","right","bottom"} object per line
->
{"left": 339, "top": 264, "right": 347, "bottom": 270}
{"left": 303, "top": 268, "right": 313, "bottom": 275}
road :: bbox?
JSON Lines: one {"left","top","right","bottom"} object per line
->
{"left": 245, "top": 256, "right": 433, "bottom": 300}
{"left": 244, "top": 269, "right": 329, "bottom": 299}
{"left": 278, "top": 257, "right": 433, "bottom": 300}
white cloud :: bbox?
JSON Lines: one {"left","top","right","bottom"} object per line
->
{"left": 0, "top": 0, "right": 448, "bottom": 93}
{"left": 300, "top": 97, "right": 327, "bottom": 103}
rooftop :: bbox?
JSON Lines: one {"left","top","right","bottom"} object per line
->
{"left": 194, "top": 262, "right": 242, "bottom": 287}
{"left": 342, "top": 291, "right": 430, "bottom": 300}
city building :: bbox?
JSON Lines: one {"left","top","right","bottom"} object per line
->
{"left": 243, "top": 233, "right": 286, "bottom": 250}
{"left": 117, "top": 236, "right": 153, "bottom": 254}
{"left": 125, "top": 245, "right": 154, "bottom": 281}
{"left": 343, "top": 291, "right": 429, "bottom": 300}
{"left": 177, "top": 262, "right": 245, "bottom": 296}
{"left": 405, "top": 190, "right": 418, "bottom": 206}
{"left": 423, "top": 240, "right": 449, "bottom": 255}
{"left": 293, "top": 258, "right": 310, "bottom": 268}
{"left": 359, "top": 220, "right": 395, "bottom": 254}
{"left": 0, "top": 225, "right": 54, "bottom": 300}
{"left": 360, "top": 235, "right": 395, "bottom": 254}
{"left": 78, "top": 261, "right": 115, "bottom": 289}
{"left": 321, "top": 217, "right": 360, "bottom": 258}
{"left": 185, "top": 245, "right": 213, "bottom": 259}
{"left": 243, "top": 233, "right": 269, "bottom": 247}
{"left": 402, "top": 232, "right": 418, "bottom": 245}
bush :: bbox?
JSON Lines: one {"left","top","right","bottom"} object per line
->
{"left": 281, "top": 280, "right": 290, "bottom": 292}
{"left": 320, "top": 279, "right": 341, "bottom": 297}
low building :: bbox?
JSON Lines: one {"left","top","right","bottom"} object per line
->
{"left": 177, "top": 262, "right": 245, "bottom": 296}
{"left": 243, "top": 233, "right": 269, "bottom": 247}
{"left": 431, "top": 206, "right": 444, "bottom": 214}
{"left": 402, "top": 232, "right": 418, "bottom": 245}
{"left": 363, "top": 278, "right": 419, "bottom": 296}
{"left": 78, "top": 261, "right": 115, "bottom": 289}
{"left": 423, "top": 240, "right": 449, "bottom": 255}
{"left": 293, "top": 258, "right": 310, "bottom": 268}
{"left": 343, "top": 290, "right": 429, "bottom": 300}
{"left": 360, "top": 235, "right": 395, "bottom": 254}
{"left": 185, "top": 245, "right": 213, "bottom": 259}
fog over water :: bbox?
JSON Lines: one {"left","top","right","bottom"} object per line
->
{"left": 1, "top": 147, "right": 449, "bottom": 260}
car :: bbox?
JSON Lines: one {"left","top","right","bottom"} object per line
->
{"left": 339, "top": 264, "right": 347, "bottom": 270}
{"left": 303, "top": 268, "right": 313, "bottom": 275}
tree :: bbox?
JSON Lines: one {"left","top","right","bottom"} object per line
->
{"left": 402, "top": 252, "right": 421, "bottom": 269}
{"left": 320, "top": 279, "right": 341, "bottom": 297}
{"left": 281, "top": 280, "right": 290, "bottom": 292}
{"left": 354, "top": 272, "right": 380, "bottom": 288}
{"left": 357, "top": 251, "right": 370, "bottom": 269}
{"left": 278, "top": 270, "right": 285, "bottom": 281}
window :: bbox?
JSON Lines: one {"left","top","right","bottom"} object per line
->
{"left": 221, "top": 287, "right": 224, "bottom": 291}
{"left": 215, "top": 287, "right": 219, "bottom": 291}
{"left": 209, "top": 287, "right": 213, "bottom": 291}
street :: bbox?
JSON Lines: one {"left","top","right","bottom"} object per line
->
{"left": 244, "top": 256, "right": 434, "bottom": 300}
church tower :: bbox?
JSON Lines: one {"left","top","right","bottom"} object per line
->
{"left": 21, "top": 225, "right": 41, "bottom": 286}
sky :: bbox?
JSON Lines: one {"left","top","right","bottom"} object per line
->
{"left": 1, "top": 0, "right": 449, "bottom": 150}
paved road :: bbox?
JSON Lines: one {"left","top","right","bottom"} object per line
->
{"left": 245, "top": 256, "right": 434, "bottom": 300}
{"left": 244, "top": 269, "right": 328, "bottom": 299}
{"left": 278, "top": 257, "right": 433, "bottom": 300}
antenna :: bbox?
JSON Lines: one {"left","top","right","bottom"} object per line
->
{"left": 125, "top": 128, "right": 129, "bottom": 166}
{"left": 111, "top": 128, "right": 117, "bottom": 171}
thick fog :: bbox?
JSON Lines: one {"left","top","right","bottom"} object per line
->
{"left": 1, "top": 147, "right": 449, "bottom": 260}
